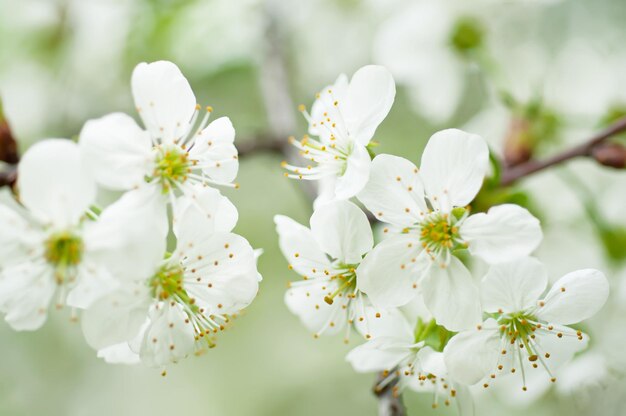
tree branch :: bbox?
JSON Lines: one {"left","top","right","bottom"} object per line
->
{"left": 374, "top": 373, "right": 406, "bottom": 416}
{"left": 500, "top": 116, "right": 626, "bottom": 186}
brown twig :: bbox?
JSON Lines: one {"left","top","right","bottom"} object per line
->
{"left": 236, "top": 135, "right": 286, "bottom": 157}
{"left": 500, "top": 116, "right": 626, "bottom": 186}
{"left": 374, "top": 373, "right": 406, "bottom": 416}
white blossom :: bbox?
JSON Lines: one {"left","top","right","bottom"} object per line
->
{"left": 0, "top": 139, "right": 163, "bottom": 330}
{"left": 275, "top": 200, "right": 399, "bottom": 341}
{"left": 79, "top": 60, "right": 239, "bottom": 218}
{"left": 81, "top": 186, "right": 259, "bottom": 368}
{"left": 282, "top": 65, "right": 395, "bottom": 205}
{"left": 444, "top": 257, "right": 609, "bottom": 393}
{"left": 357, "top": 129, "right": 542, "bottom": 330}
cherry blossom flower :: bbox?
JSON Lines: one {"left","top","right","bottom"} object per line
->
{"left": 357, "top": 129, "right": 542, "bottom": 330}
{"left": 444, "top": 258, "right": 609, "bottom": 392}
{"left": 81, "top": 186, "right": 259, "bottom": 368}
{"left": 275, "top": 200, "right": 399, "bottom": 342}
{"left": 282, "top": 65, "right": 395, "bottom": 205}
{"left": 79, "top": 60, "right": 239, "bottom": 216}
{"left": 0, "top": 139, "right": 163, "bottom": 330}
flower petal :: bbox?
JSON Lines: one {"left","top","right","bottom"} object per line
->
{"left": 181, "top": 232, "right": 259, "bottom": 315}
{"left": 18, "top": 139, "right": 96, "bottom": 227}
{"left": 0, "top": 263, "right": 55, "bottom": 331}
{"left": 97, "top": 343, "right": 141, "bottom": 365}
{"left": 357, "top": 154, "right": 428, "bottom": 228}
{"left": 66, "top": 262, "right": 119, "bottom": 309}
{"left": 173, "top": 184, "right": 238, "bottom": 240}
{"left": 461, "top": 204, "right": 542, "bottom": 264}
{"left": 417, "top": 346, "right": 447, "bottom": 378}
{"left": 536, "top": 269, "right": 609, "bottom": 325}
{"left": 189, "top": 116, "right": 238, "bottom": 183}
{"left": 284, "top": 280, "right": 347, "bottom": 336}
{"left": 131, "top": 61, "right": 196, "bottom": 143}
{"left": 274, "top": 215, "right": 332, "bottom": 279}
{"left": 83, "top": 187, "right": 167, "bottom": 282}
{"left": 420, "top": 129, "right": 489, "bottom": 211}
{"left": 309, "top": 74, "right": 349, "bottom": 142}
{"left": 346, "top": 336, "right": 413, "bottom": 373}
{"left": 443, "top": 319, "right": 501, "bottom": 385}
{"left": 344, "top": 65, "right": 396, "bottom": 146}
{"left": 421, "top": 257, "right": 482, "bottom": 331}
{"left": 140, "top": 302, "right": 196, "bottom": 367}
{"left": 0, "top": 202, "right": 43, "bottom": 267}
{"left": 310, "top": 200, "right": 372, "bottom": 264}
{"left": 334, "top": 143, "right": 371, "bottom": 200}
{"left": 357, "top": 234, "right": 425, "bottom": 307}
{"left": 79, "top": 112, "right": 153, "bottom": 190}
{"left": 81, "top": 284, "right": 150, "bottom": 350}
{"left": 480, "top": 258, "right": 548, "bottom": 314}
{"left": 354, "top": 300, "right": 414, "bottom": 340}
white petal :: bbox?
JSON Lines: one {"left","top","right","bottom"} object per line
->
{"left": 356, "top": 234, "right": 425, "bottom": 307}
{"left": 310, "top": 200, "right": 372, "bottom": 264}
{"left": 443, "top": 320, "right": 501, "bottom": 385}
{"left": 417, "top": 347, "right": 447, "bottom": 378}
{"left": 79, "top": 112, "right": 153, "bottom": 190}
{"left": 357, "top": 154, "right": 427, "bottom": 228}
{"left": 480, "top": 258, "right": 548, "bottom": 314}
{"left": 334, "top": 143, "right": 371, "bottom": 200}
{"left": 344, "top": 65, "right": 396, "bottom": 146}
{"left": 81, "top": 284, "right": 150, "bottom": 350}
{"left": 18, "top": 139, "right": 96, "bottom": 227}
{"left": 284, "top": 280, "right": 346, "bottom": 336}
{"left": 309, "top": 74, "right": 349, "bottom": 142}
{"left": 140, "top": 302, "right": 196, "bottom": 367}
{"left": 83, "top": 187, "right": 167, "bottom": 282}
{"left": 97, "top": 343, "right": 141, "bottom": 365}
{"left": 0, "top": 263, "right": 55, "bottom": 331}
{"left": 461, "top": 204, "right": 542, "bottom": 264}
{"left": 405, "top": 51, "right": 465, "bottom": 124}
{"left": 173, "top": 184, "right": 238, "bottom": 240}
{"left": 346, "top": 337, "right": 413, "bottom": 373}
{"left": 274, "top": 215, "right": 332, "bottom": 278}
{"left": 188, "top": 116, "right": 238, "bottom": 183}
{"left": 420, "top": 129, "right": 489, "bottom": 211}
{"left": 66, "top": 262, "right": 119, "bottom": 309}
{"left": 131, "top": 61, "right": 196, "bottom": 143}
{"left": 181, "top": 233, "right": 259, "bottom": 315}
{"left": 0, "top": 203, "right": 43, "bottom": 267}
{"left": 421, "top": 257, "right": 482, "bottom": 331}
{"left": 354, "top": 302, "right": 414, "bottom": 340}
{"left": 536, "top": 269, "right": 609, "bottom": 325}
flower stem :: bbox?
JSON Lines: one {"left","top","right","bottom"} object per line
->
{"left": 500, "top": 115, "right": 626, "bottom": 186}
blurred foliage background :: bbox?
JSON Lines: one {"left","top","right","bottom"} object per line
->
{"left": 1, "top": 0, "right": 626, "bottom": 415}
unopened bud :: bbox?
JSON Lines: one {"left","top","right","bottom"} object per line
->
{"left": 591, "top": 143, "right": 626, "bottom": 169}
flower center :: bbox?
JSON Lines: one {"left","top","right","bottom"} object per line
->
{"left": 150, "top": 262, "right": 195, "bottom": 306}
{"left": 44, "top": 232, "right": 83, "bottom": 284}
{"left": 323, "top": 266, "right": 357, "bottom": 305}
{"left": 450, "top": 17, "right": 484, "bottom": 53}
{"left": 149, "top": 145, "right": 190, "bottom": 192}
{"left": 419, "top": 213, "right": 461, "bottom": 254}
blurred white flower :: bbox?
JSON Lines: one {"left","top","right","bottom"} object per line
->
{"left": 275, "top": 200, "right": 399, "bottom": 342}
{"left": 0, "top": 139, "right": 163, "bottom": 330}
{"left": 347, "top": 310, "right": 467, "bottom": 411}
{"left": 444, "top": 258, "right": 609, "bottom": 392}
{"left": 82, "top": 187, "right": 260, "bottom": 368}
{"left": 80, "top": 60, "right": 239, "bottom": 216}
{"left": 283, "top": 65, "right": 395, "bottom": 205}
{"left": 357, "top": 129, "right": 542, "bottom": 330}
{"left": 373, "top": 0, "right": 486, "bottom": 123}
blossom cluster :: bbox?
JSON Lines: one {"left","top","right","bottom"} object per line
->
{"left": 0, "top": 61, "right": 261, "bottom": 371}
{"left": 277, "top": 65, "right": 610, "bottom": 411}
